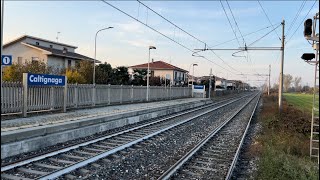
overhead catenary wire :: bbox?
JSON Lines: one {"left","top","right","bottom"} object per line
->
{"left": 286, "top": 0, "right": 307, "bottom": 36}
{"left": 247, "top": 23, "right": 282, "bottom": 47}
{"left": 285, "top": 0, "right": 318, "bottom": 45}
{"left": 220, "top": 0, "right": 247, "bottom": 59}
{"left": 137, "top": 0, "right": 242, "bottom": 74}
{"left": 225, "top": 0, "right": 246, "bottom": 45}
{"left": 101, "top": 0, "right": 239, "bottom": 75}
{"left": 258, "top": 0, "right": 281, "bottom": 41}
{"left": 210, "top": 24, "right": 279, "bottom": 48}
{"left": 220, "top": 0, "right": 242, "bottom": 48}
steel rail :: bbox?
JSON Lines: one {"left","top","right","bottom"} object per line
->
{"left": 157, "top": 92, "right": 260, "bottom": 180}
{"left": 1, "top": 94, "right": 250, "bottom": 174}
{"left": 225, "top": 93, "right": 261, "bottom": 180}
{"left": 36, "top": 93, "right": 255, "bottom": 180}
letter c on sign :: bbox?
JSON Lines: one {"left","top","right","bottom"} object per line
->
{"left": 29, "top": 75, "right": 34, "bottom": 82}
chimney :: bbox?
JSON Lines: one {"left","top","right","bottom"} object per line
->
{"left": 152, "top": 58, "right": 154, "bottom": 63}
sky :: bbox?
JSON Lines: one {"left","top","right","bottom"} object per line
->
{"left": 3, "top": 0, "right": 319, "bottom": 87}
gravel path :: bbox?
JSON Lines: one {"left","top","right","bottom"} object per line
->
{"left": 61, "top": 94, "right": 255, "bottom": 179}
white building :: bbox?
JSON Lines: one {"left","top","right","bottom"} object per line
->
{"left": 129, "top": 61, "right": 188, "bottom": 86}
{"left": 3, "top": 35, "right": 98, "bottom": 71}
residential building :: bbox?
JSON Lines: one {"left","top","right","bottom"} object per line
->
{"left": 3, "top": 35, "right": 98, "bottom": 72}
{"left": 129, "top": 60, "right": 188, "bottom": 86}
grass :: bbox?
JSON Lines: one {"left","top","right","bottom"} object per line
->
{"left": 283, "top": 93, "right": 315, "bottom": 114}
{"left": 255, "top": 94, "right": 319, "bottom": 180}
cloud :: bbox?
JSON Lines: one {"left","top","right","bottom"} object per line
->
{"left": 123, "top": 39, "right": 155, "bottom": 48}
{"left": 115, "top": 21, "right": 145, "bottom": 34}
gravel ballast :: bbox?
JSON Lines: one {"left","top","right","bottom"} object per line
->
{"left": 62, "top": 94, "right": 257, "bottom": 179}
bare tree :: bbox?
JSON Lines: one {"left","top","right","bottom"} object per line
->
{"left": 294, "top": 77, "right": 302, "bottom": 92}
{"left": 283, "top": 74, "right": 293, "bottom": 92}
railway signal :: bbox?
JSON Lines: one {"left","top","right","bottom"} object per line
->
{"left": 304, "top": 19, "right": 313, "bottom": 37}
{"left": 301, "top": 53, "right": 315, "bottom": 61}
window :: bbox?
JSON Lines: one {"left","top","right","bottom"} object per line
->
{"left": 68, "top": 60, "right": 72, "bottom": 68}
{"left": 36, "top": 42, "right": 40, "bottom": 45}
{"left": 63, "top": 47, "right": 68, "bottom": 51}
{"left": 17, "top": 57, "right": 23, "bottom": 64}
{"left": 49, "top": 45, "right": 53, "bottom": 48}
{"left": 75, "top": 61, "right": 80, "bottom": 68}
{"left": 31, "top": 57, "right": 39, "bottom": 63}
{"left": 174, "top": 71, "right": 177, "bottom": 80}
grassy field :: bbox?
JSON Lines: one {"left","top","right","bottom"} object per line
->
{"left": 256, "top": 94, "right": 319, "bottom": 180}
{"left": 284, "top": 93, "right": 315, "bottom": 114}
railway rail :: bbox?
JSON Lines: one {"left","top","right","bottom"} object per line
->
{"left": 158, "top": 92, "right": 260, "bottom": 180}
{"left": 1, "top": 93, "right": 252, "bottom": 180}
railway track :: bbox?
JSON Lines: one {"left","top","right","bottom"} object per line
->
{"left": 1, "top": 93, "right": 253, "bottom": 180}
{"left": 158, "top": 92, "right": 260, "bottom": 180}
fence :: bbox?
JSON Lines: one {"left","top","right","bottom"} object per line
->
{"left": 1, "top": 82, "right": 192, "bottom": 116}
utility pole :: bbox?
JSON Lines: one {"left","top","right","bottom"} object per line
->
{"left": 268, "top": 64, "right": 271, "bottom": 96}
{"left": 1, "top": 0, "right": 4, "bottom": 99}
{"left": 209, "top": 68, "right": 212, "bottom": 99}
{"left": 278, "top": 19, "right": 285, "bottom": 112}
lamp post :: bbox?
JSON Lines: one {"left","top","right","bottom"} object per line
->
{"left": 188, "top": 62, "right": 198, "bottom": 86}
{"left": 93, "top": 27, "right": 113, "bottom": 84}
{"left": 192, "top": 63, "right": 198, "bottom": 86}
{"left": 147, "top": 46, "right": 156, "bottom": 101}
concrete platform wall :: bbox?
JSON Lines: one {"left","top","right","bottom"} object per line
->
{"left": 1, "top": 99, "right": 212, "bottom": 159}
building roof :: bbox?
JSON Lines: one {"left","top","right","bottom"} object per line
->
{"left": 129, "top": 61, "right": 188, "bottom": 72}
{"left": 3, "top": 35, "right": 78, "bottom": 49}
{"left": 25, "top": 43, "right": 100, "bottom": 63}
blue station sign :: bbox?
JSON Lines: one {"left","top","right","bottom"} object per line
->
{"left": 193, "top": 85, "right": 204, "bottom": 89}
{"left": 1, "top": 55, "right": 12, "bottom": 66}
{"left": 27, "top": 73, "right": 66, "bottom": 86}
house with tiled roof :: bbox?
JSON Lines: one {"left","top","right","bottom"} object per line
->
{"left": 129, "top": 60, "right": 188, "bottom": 86}
{"left": 3, "top": 35, "right": 99, "bottom": 71}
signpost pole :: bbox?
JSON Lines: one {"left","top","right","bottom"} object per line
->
{"left": 22, "top": 73, "right": 28, "bottom": 118}
{"left": 1, "top": 0, "right": 4, "bottom": 101}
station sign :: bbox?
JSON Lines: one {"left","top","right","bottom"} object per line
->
{"left": 193, "top": 85, "right": 205, "bottom": 93}
{"left": 193, "top": 85, "right": 204, "bottom": 89}
{"left": 1, "top": 55, "right": 12, "bottom": 66}
{"left": 27, "top": 73, "right": 66, "bottom": 86}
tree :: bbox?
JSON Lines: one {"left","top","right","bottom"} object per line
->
{"left": 109, "top": 66, "right": 130, "bottom": 85}
{"left": 77, "top": 60, "right": 93, "bottom": 84}
{"left": 272, "top": 82, "right": 279, "bottom": 92}
{"left": 283, "top": 74, "right": 293, "bottom": 92}
{"left": 302, "top": 85, "right": 311, "bottom": 93}
{"left": 95, "top": 62, "right": 112, "bottom": 84}
{"left": 131, "top": 69, "right": 147, "bottom": 86}
{"left": 293, "top": 77, "right": 302, "bottom": 92}
{"left": 65, "top": 69, "right": 86, "bottom": 84}
{"left": 3, "top": 61, "right": 53, "bottom": 82}
{"left": 149, "top": 76, "right": 162, "bottom": 86}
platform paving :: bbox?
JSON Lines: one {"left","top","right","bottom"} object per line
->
{"left": 1, "top": 98, "right": 206, "bottom": 132}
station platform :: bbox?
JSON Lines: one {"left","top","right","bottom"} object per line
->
{"left": 1, "top": 97, "right": 214, "bottom": 159}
